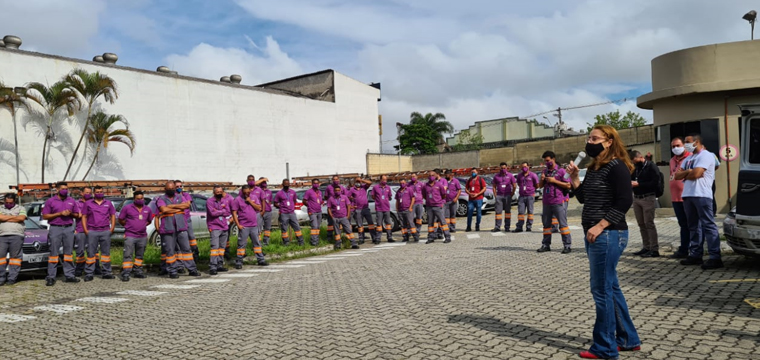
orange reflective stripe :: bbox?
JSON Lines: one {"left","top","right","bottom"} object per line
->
{"left": 134, "top": 259, "right": 143, "bottom": 266}
{"left": 384, "top": 225, "right": 392, "bottom": 230}
{"left": 166, "top": 256, "right": 177, "bottom": 264}
{"left": 8, "top": 258, "right": 22, "bottom": 266}
{"left": 237, "top": 249, "right": 246, "bottom": 255}
{"left": 518, "top": 215, "right": 525, "bottom": 220}
{"left": 0, "top": 258, "right": 6, "bottom": 265}
{"left": 327, "top": 226, "right": 334, "bottom": 231}
{"left": 264, "top": 231, "right": 271, "bottom": 236}
{"left": 428, "top": 227, "right": 435, "bottom": 232}
{"left": 86, "top": 256, "right": 96, "bottom": 264}
{"left": 442, "top": 225, "right": 450, "bottom": 231}
{"left": 357, "top": 227, "right": 364, "bottom": 232}
{"left": 310, "top": 230, "right": 320, "bottom": 235}
{"left": 450, "top": 219, "right": 457, "bottom": 224}
{"left": 334, "top": 235, "right": 341, "bottom": 241}
{"left": 189, "top": 239, "right": 197, "bottom": 246}
{"left": 410, "top": 228, "right": 417, "bottom": 233}
{"left": 495, "top": 214, "right": 503, "bottom": 219}
{"left": 101, "top": 255, "right": 111, "bottom": 263}
{"left": 401, "top": 229, "right": 408, "bottom": 234}
{"left": 295, "top": 231, "right": 302, "bottom": 236}
{"left": 63, "top": 254, "right": 73, "bottom": 262}
{"left": 122, "top": 262, "right": 133, "bottom": 269}
{"left": 415, "top": 219, "right": 422, "bottom": 225}
{"left": 49, "top": 257, "right": 59, "bottom": 263}
{"left": 505, "top": 214, "right": 511, "bottom": 218}
{"left": 348, "top": 234, "right": 354, "bottom": 239}
{"left": 76, "top": 256, "right": 86, "bottom": 263}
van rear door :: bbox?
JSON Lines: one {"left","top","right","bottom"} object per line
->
{"left": 737, "top": 105, "right": 760, "bottom": 218}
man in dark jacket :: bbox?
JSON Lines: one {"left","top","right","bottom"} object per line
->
{"left": 630, "top": 150, "right": 660, "bottom": 257}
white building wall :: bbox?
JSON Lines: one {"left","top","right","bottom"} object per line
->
{"left": 0, "top": 50, "right": 380, "bottom": 189}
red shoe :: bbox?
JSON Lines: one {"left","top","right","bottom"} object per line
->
{"left": 618, "top": 346, "right": 641, "bottom": 352}
{"left": 579, "top": 351, "right": 602, "bottom": 359}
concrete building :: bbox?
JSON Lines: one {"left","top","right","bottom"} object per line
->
{"left": 637, "top": 40, "right": 760, "bottom": 212}
{"left": 445, "top": 117, "right": 556, "bottom": 148}
{"left": 0, "top": 41, "right": 380, "bottom": 190}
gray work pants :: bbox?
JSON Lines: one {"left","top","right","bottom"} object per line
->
{"left": 239, "top": 226, "right": 264, "bottom": 264}
{"left": 352, "top": 207, "right": 374, "bottom": 242}
{"left": 187, "top": 219, "right": 199, "bottom": 264}
{"left": 494, "top": 195, "right": 512, "bottom": 230}
{"left": 86, "top": 230, "right": 112, "bottom": 276}
{"left": 280, "top": 213, "right": 303, "bottom": 245}
{"left": 444, "top": 201, "right": 458, "bottom": 232}
{"left": 161, "top": 230, "right": 197, "bottom": 275}
{"left": 0, "top": 235, "right": 23, "bottom": 283}
{"left": 258, "top": 212, "right": 273, "bottom": 245}
{"left": 209, "top": 229, "right": 229, "bottom": 271}
{"left": 633, "top": 195, "right": 659, "bottom": 251}
{"left": 333, "top": 217, "right": 356, "bottom": 247}
{"left": 426, "top": 206, "right": 451, "bottom": 242}
{"left": 413, "top": 203, "right": 425, "bottom": 234}
{"left": 309, "top": 213, "right": 323, "bottom": 246}
{"left": 516, "top": 196, "right": 535, "bottom": 231}
{"left": 542, "top": 204, "right": 571, "bottom": 248}
{"left": 375, "top": 211, "right": 393, "bottom": 242}
{"left": 122, "top": 237, "right": 147, "bottom": 275}
{"left": 47, "top": 225, "right": 75, "bottom": 279}
{"left": 74, "top": 232, "right": 87, "bottom": 273}
{"left": 326, "top": 213, "right": 335, "bottom": 239}
{"left": 399, "top": 210, "right": 419, "bottom": 241}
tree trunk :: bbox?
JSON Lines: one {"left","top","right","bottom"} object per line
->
{"left": 12, "top": 109, "right": 20, "bottom": 185}
{"left": 41, "top": 125, "right": 50, "bottom": 183}
{"left": 82, "top": 145, "right": 100, "bottom": 181}
{"left": 63, "top": 103, "right": 92, "bottom": 181}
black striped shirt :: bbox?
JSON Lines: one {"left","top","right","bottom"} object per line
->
{"left": 574, "top": 159, "right": 633, "bottom": 231}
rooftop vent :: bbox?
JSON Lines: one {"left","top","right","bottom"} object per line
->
{"left": 157, "top": 66, "right": 171, "bottom": 73}
{"left": 3, "top": 35, "right": 22, "bottom": 50}
{"left": 220, "top": 76, "right": 231, "bottom": 83}
{"left": 102, "top": 53, "right": 118, "bottom": 64}
{"left": 0, "top": 39, "right": 4, "bottom": 48}
{"left": 230, "top": 74, "right": 242, "bottom": 84}
{"left": 93, "top": 56, "right": 105, "bottom": 63}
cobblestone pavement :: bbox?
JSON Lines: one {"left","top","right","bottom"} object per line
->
{"left": 1, "top": 206, "right": 759, "bottom": 359}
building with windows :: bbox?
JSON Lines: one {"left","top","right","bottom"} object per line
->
{"left": 445, "top": 116, "right": 560, "bottom": 149}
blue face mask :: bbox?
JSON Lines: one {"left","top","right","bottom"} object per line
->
{"left": 471, "top": 172, "right": 477, "bottom": 178}
{"left": 176, "top": 188, "right": 183, "bottom": 193}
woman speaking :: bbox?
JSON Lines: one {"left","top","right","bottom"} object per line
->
{"left": 567, "top": 125, "right": 641, "bottom": 359}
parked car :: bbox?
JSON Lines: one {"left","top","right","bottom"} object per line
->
{"left": 19, "top": 218, "right": 55, "bottom": 273}
{"left": 24, "top": 201, "right": 47, "bottom": 228}
{"left": 269, "top": 188, "right": 312, "bottom": 227}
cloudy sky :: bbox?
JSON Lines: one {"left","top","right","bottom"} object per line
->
{"left": 1, "top": 0, "right": 756, "bottom": 151}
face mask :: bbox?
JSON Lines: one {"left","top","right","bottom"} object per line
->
{"left": 334, "top": 192, "right": 341, "bottom": 198}
{"left": 522, "top": 167, "right": 529, "bottom": 173}
{"left": 248, "top": 181, "right": 256, "bottom": 187}
{"left": 410, "top": 178, "right": 417, "bottom": 184}
{"left": 243, "top": 192, "right": 251, "bottom": 198}
{"left": 312, "top": 184, "right": 320, "bottom": 190}
{"left": 134, "top": 199, "right": 145, "bottom": 207}
{"left": 380, "top": 181, "right": 387, "bottom": 186}
{"left": 176, "top": 188, "right": 183, "bottom": 193}
{"left": 4, "top": 202, "right": 14, "bottom": 210}
{"left": 283, "top": 186, "right": 289, "bottom": 191}
{"left": 59, "top": 189, "right": 69, "bottom": 198}
{"left": 83, "top": 193, "right": 92, "bottom": 200}
{"left": 500, "top": 169, "right": 508, "bottom": 175}
{"left": 545, "top": 161, "right": 553, "bottom": 169}
{"left": 333, "top": 180, "right": 340, "bottom": 186}
{"left": 165, "top": 189, "right": 176, "bottom": 197}
{"left": 672, "top": 147, "right": 685, "bottom": 156}
{"left": 215, "top": 194, "right": 223, "bottom": 200}
{"left": 400, "top": 183, "right": 407, "bottom": 189}
{"left": 585, "top": 142, "right": 605, "bottom": 158}
{"left": 95, "top": 193, "right": 105, "bottom": 200}
{"left": 471, "top": 172, "right": 477, "bottom": 178}
{"left": 355, "top": 183, "right": 361, "bottom": 188}
{"left": 684, "top": 143, "right": 696, "bottom": 153}
{"left": 260, "top": 183, "right": 268, "bottom": 189}
{"left": 429, "top": 176, "right": 437, "bottom": 182}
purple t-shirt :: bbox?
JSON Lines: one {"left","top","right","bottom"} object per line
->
{"left": 274, "top": 189, "right": 297, "bottom": 214}
{"left": 372, "top": 184, "right": 392, "bottom": 212}
{"left": 206, "top": 196, "right": 232, "bottom": 231}
{"left": 180, "top": 192, "right": 192, "bottom": 221}
{"left": 75, "top": 200, "right": 86, "bottom": 233}
{"left": 155, "top": 195, "right": 189, "bottom": 234}
{"left": 445, "top": 178, "right": 462, "bottom": 202}
{"left": 422, "top": 181, "right": 447, "bottom": 207}
{"left": 327, "top": 194, "right": 350, "bottom": 218}
{"left": 303, "top": 188, "right": 324, "bottom": 214}
{"left": 42, "top": 196, "right": 78, "bottom": 226}
{"left": 542, "top": 167, "right": 568, "bottom": 206}
{"left": 493, "top": 172, "right": 517, "bottom": 197}
{"left": 231, "top": 195, "right": 259, "bottom": 228}
{"left": 325, "top": 184, "right": 347, "bottom": 199}
{"left": 348, "top": 184, "right": 370, "bottom": 209}
{"left": 395, "top": 187, "right": 415, "bottom": 210}
{"left": 258, "top": 188, "right": 273, "bottom": 212}
{"left": 410, "top": 181, "right": 424, "bottom": 203}
{"left": 516, "top": 171, "right": 539, "bottom": 197}
{"left": 118, "top": 203, "right": 153, "bottom": 238}
{"left": 83, "top": 199, "right": 115, "bottom": 231}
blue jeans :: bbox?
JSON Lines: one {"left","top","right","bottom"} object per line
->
{"left": 683, "top": 197, "right": 721, "bottom": 260}
{"left": 672, "top": 201, "right": 690, "bottom": 255}
{"left": 585, "top": 230, "right": 641, "bottom": 358}
{"left": 466, "top": 200, "right": 483, "bottom": 228}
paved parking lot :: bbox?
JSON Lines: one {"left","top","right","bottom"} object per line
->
{"left": 1, "top": 208, "right": 759, "bottom": 359}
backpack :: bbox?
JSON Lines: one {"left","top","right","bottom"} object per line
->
{"left": 651, "top": 162, "right": 665, "bottom": 198}
{"left": 466, "top": 176, "right": 486, "bottom": 191}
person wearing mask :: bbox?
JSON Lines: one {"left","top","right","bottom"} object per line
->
{"left": 156, "top": 181, "right": 200, "bottom": 278}
{"left": 422, "top": 170, "right": 451, "bottom": 244}
{"left": 232, "top": 185, "right": 268, "bottom": 268}
{"left": 492, "top": 162, "right": 517, "bottom": 233}
{"left": 325, "top": 175, "right": 348, "bottom": 240}
{"left": 514, "top": 163, "right": 539, "bottom": 233}
{"left": 257, "top": 178, "right": 273, "bottom": 246}
{"left": 444, "top": 170, "right": 462, "bottom": 233}
{"left": 274, "top": 179, "right": 304, "bottom": 245}
{"left": 372, "top": 175, "right": 394, "bottom": 243}
{"left": 174, "top": 180, "right": 198, "bottom": 264}
{"left": 42, "top": 182, "right": 79, "bottom": 286}
{"left": 537, "top": 151, "right": 572, "bottom": 254}
{"left": 630, "top": 150, "right": 660, "bottom": 257}
{"left": 74, "top": 187, "right": 99, "bottom": 276}
{"left": 675, "top": 134, "right": 723, "bottom": 270}
{"left": 0, "top": 193, "right": 26, "bottom": 286}
{"left": 118, "top": 191, "right": 153, "bottom": 281}
{"left": 303, "top": 179, "right": 325, "bottom": 246}
{"left": 349, "top": 177, "right": 374, "bottom": 244}
{"left": 395, "top": 179, "right": 418, "bottom": 242}
{"left": 327, "top": 185, "right": 358, "bottom": 250}
{"left": 668, "top": 137, "right": 691, "bottom": 259}
{"left": 432, "top": 169, "right": 449, "bottom": 238}
{"left": 465, "top": 169, "right": 487, "bottom": 232}
{"left": 206, "top": 186, "right": 232, "bottom": 275}
{"left": 82, "top": 186, "right": 117, "bottom": 281}
{"left": 568, "top": 124, "right": 641, "bottom": 360}
{"left": 409, "top": 174, "right": 426, "bottom": 237}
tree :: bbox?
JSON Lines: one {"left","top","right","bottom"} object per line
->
{"left": 63, "top": 69, "right": 118, "bottom": 181}
{"left": 395, "top": 112, "right": 453, "bottom": 154}
{"left": 82, "top": 111, "right": 135, "bottom": 180}
{"left": 452, "top": 129, "right": 484, "bottom": 152}
{"left": 24, "top": 81, "right": 81, "bottom": 183}
{"left": 0, "top": 82, "right": 29, "bottom": 185}
{"left": 587, "top": 110, "right": 647, "bottom": 132}
{"left": 409, "top": 112, "right": 453, "bottom": 143}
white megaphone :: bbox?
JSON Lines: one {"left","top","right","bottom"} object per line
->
{"left": 574, "top": 151, "right": 586, "bottom": 166}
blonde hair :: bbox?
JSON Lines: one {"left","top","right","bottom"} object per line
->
{"left": 589, "top": 125, "right": 634, "bottom": 173}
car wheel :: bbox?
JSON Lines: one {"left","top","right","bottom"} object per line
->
{"left": 421, "top": 209, "right": 428, "bottom": 224}
{"left": 151, "top": 232, "right": 161, "bottom": 247}
{"left": 229, "top": 226, "right": 239, "bottom": 238}
{"left": 390, "top": 213, "right": 401, "bottom": 232}
{"left": 456, "top": 201, "right": 468, "bottom": 217}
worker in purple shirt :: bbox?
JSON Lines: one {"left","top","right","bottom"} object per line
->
{"left": 492, "top": 162, "right": 517, "bottom": 232}
{"left": 174, "top": 180, "right": 197, "bottom": 264}
{"left": 232, "top": 185, "right": 268, "bottom": 268}
{"left": 372, "top": 175, "right": 395, "bottom": 243}
{"left": 41, "top": 182, "right": 79, "bottom": 286}
{"left": 409, "top": 174, "right": 425, "bottom": 236}
{"left": 118, "top": 191, "right": 154, "bottom": 281}
{"left": 432, "top": 169, "right": 449, "bottom": 238}
{"left": 74, "top": 187, "right": 100, "bottom": 276}
{"left": 349, "top": 177, "right": 374, "bottom": 244}
{"left": 395, "top": 179, "right": 418, "bottom": 242}
{"left": 422, "top": 170, "right": 452, "bottom": 244}
{"left": 274, "top": 179, "right": 304, "bottom": 245}
{"left": 324, "top": 175, "right": 347, "bottom": 239}
{"left": 327, "top": 185, "right": 358, "bottom": 250}
{"left": 444, "top": 170, "right": 462, "bottom": 233}
{"left": 156, "top": 181, "right": 200, "bottom": 278}
{"left": 82, "top": 185, "right": 116, "bottom": 281}
{"left": 537, "top": 151, "right": 572, "bottom": 253}
{"left": 514, "top": 162, "right": 539, "bottom": 233}
{"left": 257, "top": 178, "right": 274, "bottom": 246}
{"left": 207, "top": 186, "right": 232, "bottom": 275}
{"left": 304, "top": 179, "right": 325, "bottom": 246}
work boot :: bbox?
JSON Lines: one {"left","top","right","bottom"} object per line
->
{"left": 209, "top": 269, "right": 218, "bottom": 276}
{"left": 188, "top": 270, "right": 201, "bottom": 277}
{"left": 512, "top": 228, "right": 523, "bottom": 233}
{"left": 258, "top": 260, "right": 269, "bottom": 266}
{"left": 680, "top": 257, "right": 703, "bottom": 266}
{"left": 633, "top": 248, "right": 649, "bottom": 256}
{"left": 640, "top": 251, "right": 660, "bottom": 258}
{"left": 46, "top": 278, "right": 56, "bottom": 286}
{"left": 561, "top": 247, "right": 572, "bottom": 254}
{"left": 120, "top": 274, "right": 130, "bottom": 282}
{"left": 102, "top": 274, "right": 115, "bottom": 280}
{"left": 491, "top": 228, "right": 500, "bottom": 233}
{"left": 537, "top": 246, "right": 551, "bottom": 253}
{"left": 235, "top": 264, "right": 243, "bottom": 270}
{"left": 64, "top": 277, "right": 80, "bottom": 283}
{"left": 133, "top": 273, "right": 146, "bottom": 279}
{"left": 701, "top": 259, "right": 724, "bottom": 270}
{"left": 84, "top": 275, "right": 94, "bottom": 282}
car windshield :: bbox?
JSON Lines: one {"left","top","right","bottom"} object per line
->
{"left": 25, "top": 203, "right": 44, "bottom": 217}
{"left": 25, "top": 218, "right": 43, "bottom": 229}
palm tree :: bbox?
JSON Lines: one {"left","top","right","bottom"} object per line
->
{"left": 82, "top": 111, "right": 135, "bottom": 180}
{"left": 408, "top": 112, "right": 453, "bottom": 144}
{"left": 0, "top": 82, "right": 28, "bottom": 185}
{"left": 23, "top": 81, "right": 81, "bottom": 183}
{"left": 63, "top": 69, "right": 118, "bottom": 180}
